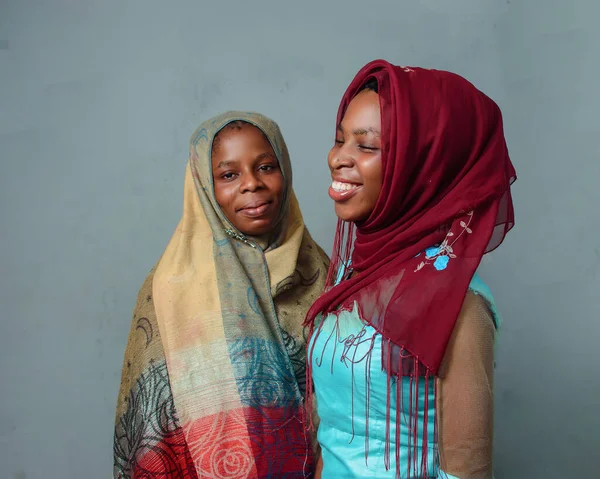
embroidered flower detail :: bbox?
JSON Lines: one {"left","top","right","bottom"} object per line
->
{"left": 413, "top": 211, "right": 475, "bottom": 273}
{"left": 434, "top": 255, "right": 450, "bottom": 270}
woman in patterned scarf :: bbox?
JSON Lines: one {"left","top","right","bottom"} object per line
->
{"left": 114, "top": 111, "right": 328, "bottom": 478}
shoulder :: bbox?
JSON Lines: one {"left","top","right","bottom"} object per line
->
{"left": 441, "top": 291, "right": 497, "bottom": 371}
{"left": 134, "top": 267, "right": 156, "bottom": 311}
{"left": 300, "top": 227, "right": 330, "bottom": 268}
{"left": 456, "top": 291, "right": 496, "bottom": 339}
{"left": 126, "top": 265, "right": 163, "bottom": 357}
{"left": 438, "top": 291, "right": 496, "bottom": 378}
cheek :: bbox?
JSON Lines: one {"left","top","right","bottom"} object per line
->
{"left": 268, "top": 173, "right": 285, "bottom": 200}
{"left": 213, "top": 183, "right": 235, "bottom": 211}
{"left": 370, "top": 170, "right": 383, "bottom": 202}
{"left": 360, "top": 156, "right": 383, "bottom": 199}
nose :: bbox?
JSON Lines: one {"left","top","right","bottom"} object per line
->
{"left": 328, "top": 145, "right": 354, "bottom": 172}
{"left": 240, "top": 171, "right": 265, "bottom": 193}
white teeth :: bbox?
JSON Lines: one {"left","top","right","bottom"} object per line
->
{"left": 332, "top": 180, "right": 359, "bottom": 192}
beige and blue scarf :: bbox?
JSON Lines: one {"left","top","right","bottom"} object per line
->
{"left": 114, "top": 112, "right": 328, "bottom": 478}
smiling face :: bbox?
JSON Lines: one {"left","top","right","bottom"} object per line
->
{"left": 327, "top": 89, "right": 383, "bottom": 223}
{"left": 211, "top": 122, "right": 285, "bottom": 236}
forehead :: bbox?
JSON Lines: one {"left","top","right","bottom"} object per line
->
{"left": 211, "top": 124, "right": 277, "bottom": 167}
{"left": 341, "top": 90, "right": 381, "bottom": 128}
{"left": 213, "top": 123, "right": 272, "bottom": 151}
{"left": 215, "top": 122, "right": 262, "bottom": 141}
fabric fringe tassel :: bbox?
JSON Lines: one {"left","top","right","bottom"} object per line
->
{"left": 305, "top": 218, "right": 439, "bottom": 478}
{"left": 307, "top": 319, "right": 438, "bottom": 478}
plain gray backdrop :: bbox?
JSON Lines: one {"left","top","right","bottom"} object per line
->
{"left": 1, "top": 0, "right": 599, "bottom": 477}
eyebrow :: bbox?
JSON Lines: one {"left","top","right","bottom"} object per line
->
{"left": 337, "top": 123, "right": 380, "bottom": 137}
{"left": 217, "top": 160, "right": 236, "bottom": 169}
{"left": 255, "top": 152, "right": 276, "bottom": 161}
{"left": 216, "top": 152, "right": 276, "bottom": 169}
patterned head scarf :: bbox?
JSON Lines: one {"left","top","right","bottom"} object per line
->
{"left": 114, "top": 112, "right": 328, "bottom": 478}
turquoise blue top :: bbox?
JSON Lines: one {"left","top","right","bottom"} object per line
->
{"left": 309, "top": 273, "right": 498, "bottom": 478}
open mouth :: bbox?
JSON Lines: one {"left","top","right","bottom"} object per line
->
{"left": 329, "top": 180, "right": 362, "bottom": 202}
{"left": 331, "top": 180, "right": 361, "bottom": 192}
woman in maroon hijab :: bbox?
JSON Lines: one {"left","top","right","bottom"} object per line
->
{"left": 306, "top": 60, "right": 516, "bottom": 478}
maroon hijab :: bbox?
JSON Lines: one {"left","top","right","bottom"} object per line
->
{"left": 306, "top": 60, "right": 516, "bottom": 377}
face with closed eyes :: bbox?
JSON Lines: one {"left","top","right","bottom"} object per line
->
{"left": 211, "top": 123, "right": 285, "bottom": 236}
{"left": 327, "top": 89, "right": 383, "bottom": 222}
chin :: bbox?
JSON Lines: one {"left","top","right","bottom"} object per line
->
{"left": 238, "top": 220, "right": 277, "bottom": 237}
{"left": 245, "top": 228, "right": 271, "bottom": 236}
{"left": 334, "top": 205, "right": 366, "bottom": 223}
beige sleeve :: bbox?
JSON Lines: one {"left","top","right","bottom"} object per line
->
{"left": 437, "top": 291, "right": 496, "bottom": 479}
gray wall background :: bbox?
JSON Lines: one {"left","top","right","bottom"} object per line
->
{"left": 1, "top": 0, "right": 598, "bottom": 477}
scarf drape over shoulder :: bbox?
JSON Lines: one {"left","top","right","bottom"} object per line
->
{"left": 114, "top": 112, "right": 329, "bottom": 478}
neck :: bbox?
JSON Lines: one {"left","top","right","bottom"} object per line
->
{"left": 249, "top": 233, "right": 272, "bottom": 250}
